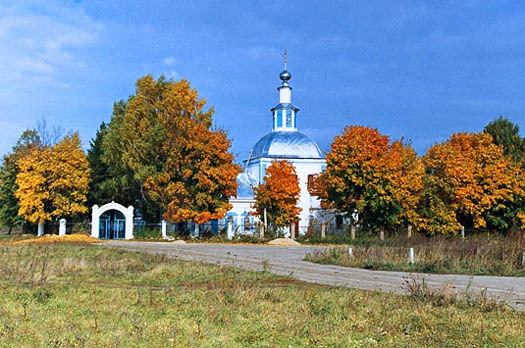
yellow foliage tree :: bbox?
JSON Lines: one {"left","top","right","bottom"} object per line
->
{"left": 15, "top": 133, "right": 90, "bottom": 229}
{"left": 389, "top": 140, "right": 425, "bottom": 231}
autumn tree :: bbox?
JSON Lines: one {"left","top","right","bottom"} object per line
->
{"left": 0, "top": 130, "right": 41, "bottom": 233}
{"left": 323, "top": 126, "right": 404, "bottom": 237}
{"left": 422, "top": 132, "right": 519, "bottom": 234}
{"left": 15, "top": 133, "right": 90, "bottom": 235}
{"left": 389, "top": 140, "right": 425, "bottom": 232}
{"left": 104, "top": 75, "right": 240, "bottom": 227}
{"left": 253, "top": 160, "right": 301, "bottom": 235}
{"left": 484, "top": 116, "right": 525, "bottom": 166}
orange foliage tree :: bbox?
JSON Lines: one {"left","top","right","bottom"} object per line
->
{"left": 104, "top": 75, "right": 241, "bottom": 225}
{"left": 15, "top": 133, "right": 90, "bottom": 228}
{"left": 422, "top": 132, "right": 521, "bottom": 234}
{"left": 322, "top": 126, "right": 424, "bottom": 235}
{"left": 253, "top": 160, "right": 301, "bottom": 233}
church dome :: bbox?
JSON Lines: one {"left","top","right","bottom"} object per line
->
{"left": 250, "top": 131, "right": 323, "bottom": 159}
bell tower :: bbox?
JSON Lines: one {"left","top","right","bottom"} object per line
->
{"left": 271, "top": 49, "right": 299, "bottom": 132}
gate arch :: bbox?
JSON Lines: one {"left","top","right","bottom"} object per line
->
{"left": 91, "top": 202, "right": 134, "bottom": 239}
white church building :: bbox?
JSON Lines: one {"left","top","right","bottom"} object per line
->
{"left": 226, "top": 62, "right": 326, "bottom": 237}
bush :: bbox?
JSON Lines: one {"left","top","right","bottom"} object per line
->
{"left": 134, "top": 227, "right": 162, "bottom": 240}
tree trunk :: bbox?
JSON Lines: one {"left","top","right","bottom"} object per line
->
{"left": 290, "top": 223, "right": 296, "bottom": 239}
{"left": 321, "top": 222, "right": 326, "bottom": 239}
{"left": 407, "top": 225, "right": 412, "bottom": 238}
{"left": 379, "top": 228, "right": 385, "bottom": 241}
{"left": 7, "top": 226, "right": 12, "bottom": 235}
{"left": 37, "top": 222, "right": 44, "bottom": 237}
{"left": 351, "top": 224, "right": 356, "bottom": 240}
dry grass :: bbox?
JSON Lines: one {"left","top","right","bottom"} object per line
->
{"left": 305, "top": 232, "right": 525, "bottom": 276}
{"left": 0, "top": 243, "right": 523, "bottom": 347}
{"left": 6, "top": 234, "right": 103, "bottom": 246}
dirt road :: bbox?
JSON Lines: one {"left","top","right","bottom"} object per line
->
{"left": 105, "top": 241, "right": 525, "bottom": 310}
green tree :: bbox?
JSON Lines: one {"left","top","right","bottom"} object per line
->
{"left": 0, "top": 130, "right": 41, "bottom": 233}
{"left": 86, "top": 122, "right": 140, "bottom": 209}
{"left": 484, "top": 116, "right": 525, "bottom": 165}
{"left": 87, "top": 122, "right": 109, "bottom": 207}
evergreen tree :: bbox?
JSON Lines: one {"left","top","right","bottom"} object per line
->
{"left": 86, "top": 122, "right": 114, "bottom": 207}
{"left": 484, "top": 116, "right": 525, "bottom": 165}
{"left": 0, "top": 130, "right": 41, "bottom": 233}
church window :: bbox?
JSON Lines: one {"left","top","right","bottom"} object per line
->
{"left": 277, "top": 110, "right": 283, "bottom": 127}
{"left": 286, "top": 110, "right": 292, "bottom": 127}
{"left": 244, "top": 215, "right": 251, "bottom": 231}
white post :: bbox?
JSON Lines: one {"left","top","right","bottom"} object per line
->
{"left": 194, "top": 223, "right": 200, "bottom": 238}
{"left": 347, "top": 247, "right": 353, "bottom": 256}
{"left": 409, "top": 247, "right": 414, "bottom": 264}
{"left": 37, "top": 222, "right": 44, "bottom": 237}
{"left": 461, "top": 226, "right": 465, "bottom": 239}
{"left": 59, "top": 219, "right": 66, "bottom": 236}
{"left": 161, "top": 220, "right": 167, "bottom": 239}
{"left": 91, "top": 205, "right": 99, "bottom": 239}
{"left": 263, "top": 208, "right": 267, "bottom": 233}
{"left": 227, "top": 218, "right": 234, "bottom": 239}
{"left": 125, "top": 205, "right": 134, "bottom": 239}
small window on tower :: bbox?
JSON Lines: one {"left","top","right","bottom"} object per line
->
{"left": 277, "top": 110, "right": 283, "bottom": 127}
{"left": 286, "top": 110, "right": 292, "bottom": 127}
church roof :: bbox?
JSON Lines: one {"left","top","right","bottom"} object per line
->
{"left": 250, "top": 131, "right": 323, "bottom": 160}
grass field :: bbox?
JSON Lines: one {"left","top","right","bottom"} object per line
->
{"left": 0, "top": 242, "right": 524, "bottom": 347}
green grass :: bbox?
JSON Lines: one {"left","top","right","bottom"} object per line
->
{"left": 0, "top": 243, "right": 523, "bottom": 347}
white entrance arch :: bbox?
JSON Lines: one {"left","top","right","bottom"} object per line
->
{"left": 91, "top": 201, "right": 134, "bottom": 239}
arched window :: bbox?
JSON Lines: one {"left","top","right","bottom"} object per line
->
{"left": 244, "top": 215, "right": 251, "bottom": 231}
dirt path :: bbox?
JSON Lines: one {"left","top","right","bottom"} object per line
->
{"left": 104, "top": 241, "right": 525, "bottom": 310}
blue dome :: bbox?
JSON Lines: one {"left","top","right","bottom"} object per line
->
{"left": 236, "top": 172, "right": 257, "bottom": 199}
{"left": 250, "top": 131, "right": 323, "bottom": 159}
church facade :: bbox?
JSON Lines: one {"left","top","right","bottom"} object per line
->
{"left": 226, "top": 64, "right": 326, "bottom": 237}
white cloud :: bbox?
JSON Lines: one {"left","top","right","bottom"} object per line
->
{"left": 166, "top": 70, "right": 180, "bottom": 79}
{"left": 0, "top": 4, "right": 103, "bottom": 94}
{"left": 163, "top": 57, "right": 176, "bottom": 66}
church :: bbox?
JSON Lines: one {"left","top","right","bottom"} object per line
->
{"left": 225, "top": 59, "right": 326, "bottom": 238}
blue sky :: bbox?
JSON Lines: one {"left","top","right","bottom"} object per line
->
{"left": 1, "top": 1, "right": 524, "bottom": 161}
